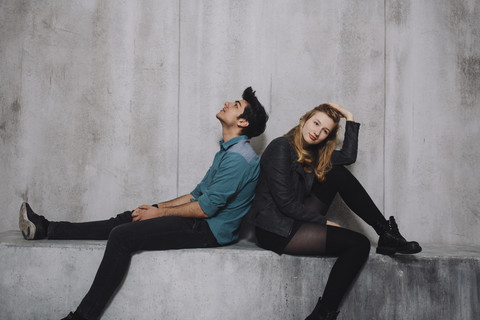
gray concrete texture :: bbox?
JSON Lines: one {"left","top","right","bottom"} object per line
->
{"left": 0, "top": 0, "right": 479, "bottom": 246}
{"left": 1, "top": 231, "right": 479, "bottom": 319}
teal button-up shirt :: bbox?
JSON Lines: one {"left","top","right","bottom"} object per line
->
{"left": 191, "top": 135, "right": 260, "bottom": 245}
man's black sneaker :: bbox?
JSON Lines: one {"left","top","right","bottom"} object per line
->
{"left": 18, "top": 202, "right": 48, "bottom": 240}
{"left": 61, "top": 312, "right": 87, "bottom": 320}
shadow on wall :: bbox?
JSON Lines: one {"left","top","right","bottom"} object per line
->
{"left": 250, "top": 134, "right": 268, "bottom": 157}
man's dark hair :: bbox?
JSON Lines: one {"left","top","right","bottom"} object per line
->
{"left": 238, "top": 87, "right": 268, "bottom": 138}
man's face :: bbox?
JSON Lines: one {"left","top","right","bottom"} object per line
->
{"left": 216, "top": 99, "right": 249, "bottom": 127}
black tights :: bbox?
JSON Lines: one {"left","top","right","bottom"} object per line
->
{"left": 284, "top": 224, "right": 370, "bottom": 311}
{"left": 284, "top": 166, "right": 386, "bottom": 311}
{"left": 311, "top": 165, "right": 386, "bottom": 227}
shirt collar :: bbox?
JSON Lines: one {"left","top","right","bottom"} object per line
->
{"left": 219, "top": 135, "right": 248, "bottom": 151}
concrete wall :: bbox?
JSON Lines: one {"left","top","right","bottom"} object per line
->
{"left": 1, "top": 0, "right": 479, "bottom": 246}
{"left": 385, "top": 0, "right": 480, "bottom": 246}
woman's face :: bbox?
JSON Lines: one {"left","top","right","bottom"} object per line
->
{"left": 302, "top": 111, "right": 335, "bottom": 145}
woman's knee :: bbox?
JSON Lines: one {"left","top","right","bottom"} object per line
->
{"left": 356, "top": 233, "right": 371, "bottom": 258}
{"left": 327, "top": 227, "right": 370, "bottom": 257}
{"left": 345, "top": 232, "right": 370, "bottom": 264}
{"left": 346, "top": 230, "right": 370, "bottom": 255}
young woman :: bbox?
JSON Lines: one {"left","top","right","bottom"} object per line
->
{"left": 249, "top": 103, "right": 421, "bottom": 320}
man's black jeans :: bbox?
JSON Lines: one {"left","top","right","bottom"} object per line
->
{"left": 48, "top": 211, "right": 219, "bottom": 320}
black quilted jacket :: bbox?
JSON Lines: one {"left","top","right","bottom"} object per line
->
{"left": 249, "top": 121, "right": 361, "bottom": 237}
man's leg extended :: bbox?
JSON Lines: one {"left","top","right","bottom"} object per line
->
{"left": 48, "top": 211, "right": 133, "bottom": 240}
{"left": 19, "top": 202, "right": 133, "bottom": 240}
{"left": 73, "top": 216, "right": 219, "bottom": 320}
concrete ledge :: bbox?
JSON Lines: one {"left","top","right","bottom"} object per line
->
{"left": 1, "top": 230, "right": 479, "bottom": 320}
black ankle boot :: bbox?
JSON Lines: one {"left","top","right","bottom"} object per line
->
{"left": 375, "top": 216, "right": 422, "bottom": 255}
{"left": 305, "top": 297, "right": 339, "bottom": 320}
{"left": 18, "top": 202, "right": 49, "bottom": 240}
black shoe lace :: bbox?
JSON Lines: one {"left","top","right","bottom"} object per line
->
{"left": 389, "top": 217, "right": 399, "bottom": 232}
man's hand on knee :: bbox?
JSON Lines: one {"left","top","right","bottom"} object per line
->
{"left": 132, "top": 205, "right": 160, "bottom": 222}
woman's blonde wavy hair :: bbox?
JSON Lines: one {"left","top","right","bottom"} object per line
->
{"left": 285, "top": 104, "right": 342, "bottom": 182}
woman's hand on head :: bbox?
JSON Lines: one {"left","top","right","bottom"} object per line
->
{"left": 327, "top": 102, "right": 354, "bottom": 122}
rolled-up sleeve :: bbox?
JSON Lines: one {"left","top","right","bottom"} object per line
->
{"left": 191, "top": 185, "right": 201, "bottom": 200}
{"left": 195, "top": 153, "right": 250, "bottom": 217}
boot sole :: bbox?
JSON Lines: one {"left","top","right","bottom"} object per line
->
{"left": 377, "top": 244, "right": 422, "bottom": 255}
{"left": 18, "top": 202, "right": 36, "bottom": 240}
{"left": 397, "top": 246, "right": 422, "bottom": 254}
{"left": 376, "top": 246, "right": 397, "bottom": 255}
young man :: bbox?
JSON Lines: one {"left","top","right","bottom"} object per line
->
{"left": 19, "top": 87, "right": 268, "bottom": 320}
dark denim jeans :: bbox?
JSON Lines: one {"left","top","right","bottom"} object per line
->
{"left": 49, "top": 212, "right": 219, "bottom": 320}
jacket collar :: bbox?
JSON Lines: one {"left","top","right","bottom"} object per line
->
{"left": 220, "top": 135, "right": 248, "bottom": 151}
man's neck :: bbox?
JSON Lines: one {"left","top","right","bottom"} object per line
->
{"left": 221, "top": 128, "right": 243, "bottom": 143}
